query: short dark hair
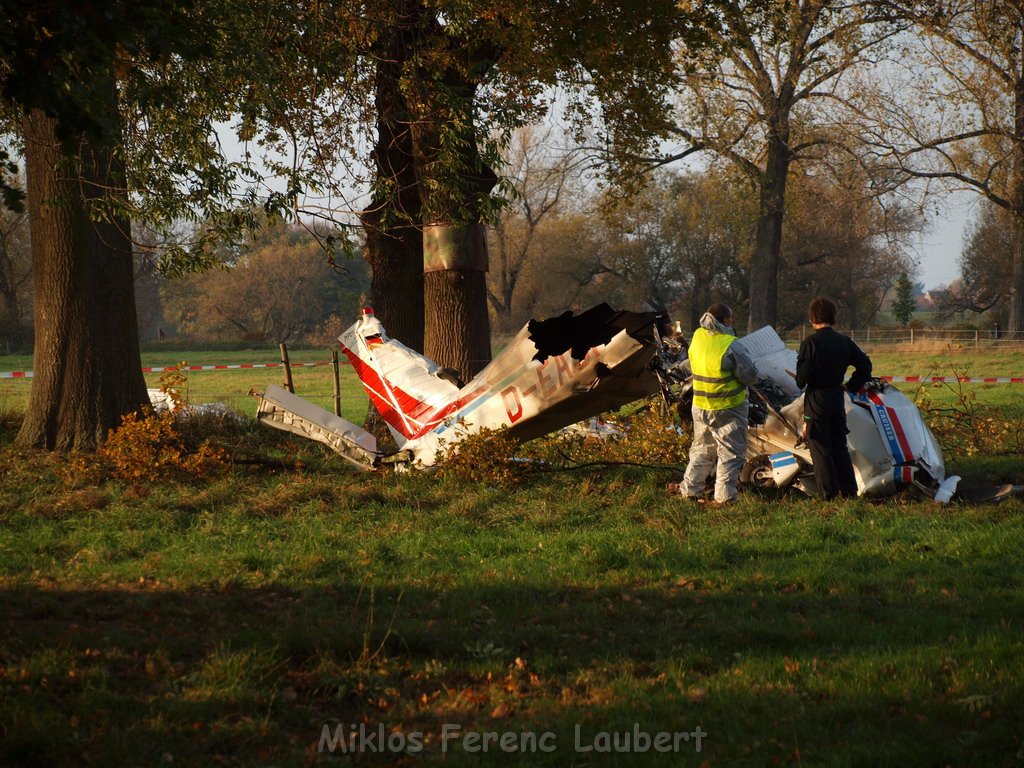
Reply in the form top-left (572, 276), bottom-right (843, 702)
top-left (808, 296), bottom-right (837, 325)
top-left (706, 303), bottom-right (733, 324)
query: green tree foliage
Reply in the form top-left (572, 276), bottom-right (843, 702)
top-left (0, 0), bottom-right (208, 209)
top-left (892, 272), bottom-right (915, 326)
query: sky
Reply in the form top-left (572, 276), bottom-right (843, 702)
top-left (914, 191), bottom-right (979, 291)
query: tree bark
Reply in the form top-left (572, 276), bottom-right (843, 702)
top-left (360, 8), bottom-right (425, 351)
top-left (424, 259), bottom-right (492, 378)
top-left (1009, 67), bottom-right (1024, 335)
top-left (1010, 212), bottom-right (1024, 335)
top-left (410, 82), bottom-right (496, 379)
top-left (747, 133), bottom-right (790, 332)
top-left (16, 106), bottom-right (148, 451)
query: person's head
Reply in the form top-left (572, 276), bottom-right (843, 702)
top-left (706, 303), bottom-right (734, 328)
top-left (808, 296), bottom-right (837, 326)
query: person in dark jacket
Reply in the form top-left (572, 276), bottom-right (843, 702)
top-left (795, 296), bottom-right (873, 500)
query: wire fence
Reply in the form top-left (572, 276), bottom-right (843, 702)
top-left (780, 328), bottom-right (1024, 349)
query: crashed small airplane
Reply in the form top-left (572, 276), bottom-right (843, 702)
top-left (255, 303), bottom-right (977, 503)
top-left (726, 326), bottom-right (962, 503)
top-left (256, 304), bottom-right (669, 471)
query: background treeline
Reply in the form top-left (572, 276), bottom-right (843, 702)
top-left (4, 148), bottom-right (1013, 353)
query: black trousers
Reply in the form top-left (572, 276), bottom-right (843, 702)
top-left (804, 388), bottom-right (857, 500)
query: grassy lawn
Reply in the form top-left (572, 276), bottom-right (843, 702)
top-left (0, 346), bottom-right (370, 417)
top-left (3, 345), bottom-right (1024, 418)
top-left (1, 345), bottom-right (1023, 765)
top-left (1, 389), bottom-right (1023, 766)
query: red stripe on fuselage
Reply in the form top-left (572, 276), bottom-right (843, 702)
top-left (867, 390), bottom-right (915, 464)
top-left (406, 385), bottom-right (491, 439)
top-left (340, 344), bottom-right (456, 440)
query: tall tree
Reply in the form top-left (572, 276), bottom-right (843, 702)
top-left (353, 0), bottom-right (682, 378)
top-left (940, 203), bottom-right (1015, 319)
top-left (891, 271), bottom-right (915, 326)
top-left (361, 4), bottom-right (425, 352)
top-left (486, 126), bottom-right (588, 334)
top-left (667, 0), bottom-right (904, 330)
top-left (18, 101), bottom-right (148, 450)
top-left (1, 1), bottom-right (206, 449)
top-left (777, 159), bottom-right (920, 328)
top-left (866, 1), bottom-right (1024, 334)
top-left (592, 169), bottom-right (750, 325)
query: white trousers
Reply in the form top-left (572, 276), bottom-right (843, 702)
top-left (681, 402), bottom-right (748, 502)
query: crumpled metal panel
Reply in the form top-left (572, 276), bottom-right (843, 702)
top-left (256, 385), bottom-right (379, 471)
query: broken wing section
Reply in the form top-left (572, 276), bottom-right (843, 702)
top-left (256, 384), bottom-right (381, 470)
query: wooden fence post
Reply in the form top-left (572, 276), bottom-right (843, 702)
top-left (909, 328), bottom-right (914, 346)
top-left (975, 329), bottom-right (979, 349)
top-left (279, 342), bottom-right (294, 393)
top-left (332, 349), bottom-right (342, 416)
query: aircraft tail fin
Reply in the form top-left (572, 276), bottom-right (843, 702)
top-left (338, 309), bottom-right (461, 445)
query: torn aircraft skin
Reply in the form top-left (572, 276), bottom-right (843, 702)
top-left (256, 304), bottom-right (670, 471)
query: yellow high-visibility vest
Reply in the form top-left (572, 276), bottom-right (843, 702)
top-left (688, 328), bottom-right (746, 410)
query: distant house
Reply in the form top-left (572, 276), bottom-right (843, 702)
top-left (916, 289), bottom-right (948, 310)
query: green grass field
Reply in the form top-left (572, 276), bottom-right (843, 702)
top-left (3, 344), bottom-right (1024, 416)
top-left (0, 346), bottom-right (370, 418)
top-left (1, 346), bottom-right (1023, 766)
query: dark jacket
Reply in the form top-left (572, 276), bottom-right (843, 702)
top-left (795, 326), bottom-right (872, 394)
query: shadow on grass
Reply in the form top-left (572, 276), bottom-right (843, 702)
top-left (2, 578), bottom-right (1022, 767)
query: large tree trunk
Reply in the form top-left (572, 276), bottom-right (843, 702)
top-left (1010, 213), bottom-right (1024, 335)
top-left (747, 134), bottom-right (791, 332)
top-left (410, 80), bottom-right (496, 380)
top-left (360, 7), bottom-right (424, 352)
top-left (423, 225), bottom-right (492, 378)
top-left (359, 11), bottom-right (424, 443)
top-left (16, 106), bottom-right (147, 451)
top-left (1009, 70), bottom-right (1024, 336)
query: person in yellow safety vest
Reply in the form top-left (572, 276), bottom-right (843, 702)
top-left (676, 303), bottom-right (758, 505)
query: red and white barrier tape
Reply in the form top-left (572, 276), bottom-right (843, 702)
top-left (879, 375), bottom-right (1024, 384)
top-left (2, 367), bottom-right (1023, 383)
top-left (0, 360), bottom-right (343, 379)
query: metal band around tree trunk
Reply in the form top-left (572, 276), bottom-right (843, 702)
top-left (423, 223), bottom-right (488, 273)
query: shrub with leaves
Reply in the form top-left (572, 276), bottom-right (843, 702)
top-left (159, 362), bottom-right (190, 409)
top-left (913, 375), bottom-right (1024, 459)
top-left (435, 425), bottom-right (527, 487)
top-left (97, 410), bottom-right (227, 482)
top-left (524, 399), bottom-right (692, 469)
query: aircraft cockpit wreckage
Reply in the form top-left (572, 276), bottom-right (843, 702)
top-left (255, 303), bottom-right (1008, 503)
